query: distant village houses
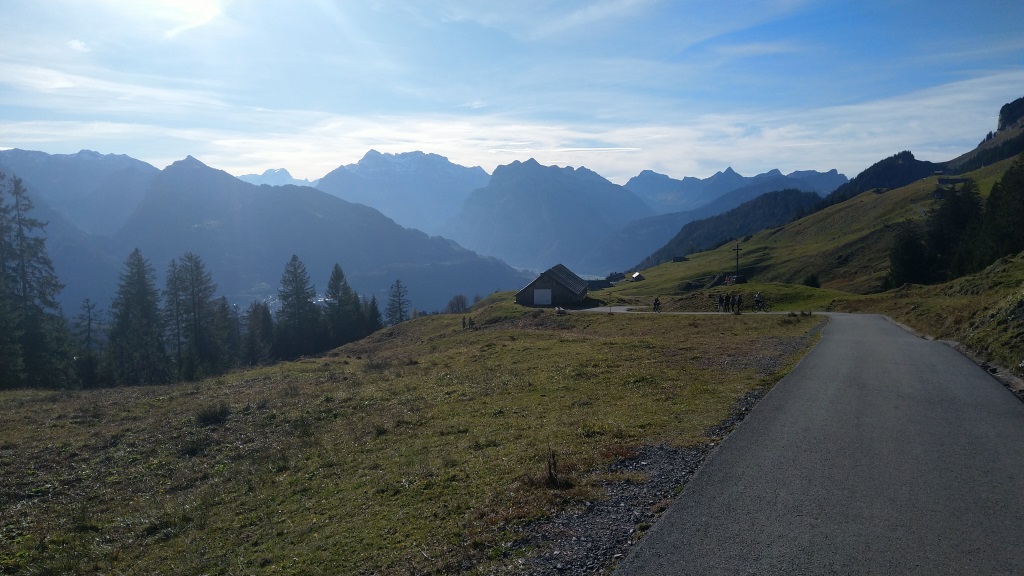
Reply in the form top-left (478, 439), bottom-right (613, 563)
top-left (515, 264), bottom-right (588, 307)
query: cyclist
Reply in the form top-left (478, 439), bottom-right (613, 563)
top-left (753, 292), bottom-right (767, 311)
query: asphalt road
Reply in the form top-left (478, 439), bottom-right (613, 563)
top-left (615, 313), bottom-right (1024, 575)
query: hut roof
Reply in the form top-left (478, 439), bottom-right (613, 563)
top-left (516, 264), bottom-right (588, 299)
top-left (544, 264), bottom-right (588, 295)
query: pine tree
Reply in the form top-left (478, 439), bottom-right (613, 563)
top-left (324, 263), bottom-right (359, 347)
top-left (0, 174), bottom-right (24, 388)
top-left (927, 180), bottom-right (982, 280)
top-left (73, 298), bottom-right (102, 388)
top-left (0, 172), bottom-right (72, 388)
top-left (977, 155), bottom-right (1024, 264)
top-left (362, 295), bottom-right (384, 335)
top-left (211, 296), bottom-right (240, 371)
top-left (164, 258), bottom-right (187, 379)
top-left (888, 222), bottom-right (929, 286)
top-left (180, 253), bottom-right (218, 378)
top-left (107, 249), bottom-right (169, 386)
top-left (276, 255), bottom-right (321, 359)
top-left (385, 279), bottom-right (410, 326)
top-left (243, 301), bottom-right (275, 366)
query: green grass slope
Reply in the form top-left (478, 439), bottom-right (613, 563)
top-left (0, 300), bottom-right (823, 574)
top-left (595, 156), bottom-right (1021, 380)
top-left (631, 156), bottom-right (1018, 295)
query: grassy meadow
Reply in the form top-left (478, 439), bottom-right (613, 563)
top-left (0, 299), bottom-right (823, 574)
top-left (3, 155), bottom-right (1021, 574)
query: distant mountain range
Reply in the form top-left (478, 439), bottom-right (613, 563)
top-left (440, 159), bottom-right (655, 272)
top-left (636, 188), bottom-right (822, 270)
top-left (625, 167), bottom-right (847, 214)
top-left (2, 146), bottom-right (855, 308)
top-left (0, 151), bottom-right (529, 313)
top-left (238, 168), bottom-right (318, 188)
top-left (0, 149), bottom-right (159, 236)
top-left (316, 150), bottom-right (490, 235)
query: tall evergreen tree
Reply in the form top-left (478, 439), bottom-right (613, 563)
top-left (243, 301), bottom-right (275, 366)
top-left (324, 263), bottom-right (359, 347)
top-left (107, 249), bottom-right (169, 386)
top-left (0, 172), bottom-right (72, 388)
top-left (977, 155), bottom-right (1024, 264)
top-left (362, 295), bottom-right (384, 335)
top-left (276, 255), bottom-right (321, 359)
top-left (927, 180), bottom-right (982, 280)
top-left (165, 252), bottom-right (224, 380)
top-left (0, 174), bottom-right (24, 388)
top-left (164, 258), bottom-right (187, 379)
top-left (211, 296), bottom-right (240, 371)
top-left (73, 298), bottom-right (102, 388)
top-left (385, 279), bottom-right (410, 326)
top-left (181, 252), bottom-right (218, 378)
top-left (887, 222), bottom-right (929, 286)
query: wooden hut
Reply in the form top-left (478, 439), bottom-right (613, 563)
top-left (515, 264), bottom-right (588, 307)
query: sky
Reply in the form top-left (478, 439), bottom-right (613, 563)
top-left (1, 0), bottom-right (1023, 184)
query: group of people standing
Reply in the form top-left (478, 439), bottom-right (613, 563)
top-left (717, 292), bottom-right (742, 313)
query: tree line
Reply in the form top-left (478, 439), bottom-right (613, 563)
top-left (1, 170), bottom-right (405, 389)
top-left (886, 154), bottom-right (1024, 287)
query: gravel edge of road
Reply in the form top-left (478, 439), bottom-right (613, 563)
top-left (494, 318), bottom-right (828, 575)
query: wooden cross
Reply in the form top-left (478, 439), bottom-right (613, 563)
top-left (732, 243), bottom-right (742, 280)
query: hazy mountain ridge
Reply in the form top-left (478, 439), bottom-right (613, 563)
top-left (108, 156), bottom-right (529, 311)
top-left (636, 188), bottom-right (822, 270)
top-left (576, 171), bottom-right (846, 274)
top-left (440, 158), bottom-right (655, 272)
top-left (238, 168), bottom-right (318, 187)
top-left (0, 149), bottom-right (159, 236)
top-left (4, 153), bottom-right (529, 313)
top-left (624, 166), bottom-right (847, 214)
top-left (316, 150), bottom-right (490, 235)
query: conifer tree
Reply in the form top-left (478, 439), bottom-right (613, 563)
top-left (362, 295), bottom-right (384, 335)
top-left (276, 255), bottom-right (321, 359)
top-left (164, 258), bottom-right (187, 379)
top-left (211, 296), bottom-right (240, 371)
top-left (324, 263), bottom-right (359, 347)
top-left (0, 172), bottom-right (72, 388)
top-left (385, 278), bottom-right (410, 326)
top-left (0, 175), bottom-right (24, 388)
top-left (977, 155), bottom-right (1024, 264)
top-left (887, 222), bottom-right (929, 286)
top-left (927, 180), bottom-right (982, 280)
top-left (180, 252), bottom-right (218, 378)
top-left (73, 298), bottom-right (102, 388)
top-left (243, 301), bottom-right (275, 366)
top-left (107, 249), bottom-right (169, 386)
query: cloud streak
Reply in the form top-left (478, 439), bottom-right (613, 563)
top-left (4, 69), bottom-right (1018, 185)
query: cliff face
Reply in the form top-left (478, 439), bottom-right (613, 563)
top-left (998, 96), bottom-right (1024, 132)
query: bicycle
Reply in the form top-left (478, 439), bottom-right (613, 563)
top-left (750, 299), bottom-right (771, 312)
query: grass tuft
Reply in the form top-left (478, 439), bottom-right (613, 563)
top-left (194, 401), bottom-right (230, 427)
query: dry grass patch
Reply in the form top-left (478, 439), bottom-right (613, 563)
top-left (1, 303), bottom-right (822, 574)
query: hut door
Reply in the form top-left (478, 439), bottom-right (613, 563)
top-left (534, 289), bottom-right (552, 306)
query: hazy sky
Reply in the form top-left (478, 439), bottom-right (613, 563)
top-left (2, 0), bottom-right (1023, 183)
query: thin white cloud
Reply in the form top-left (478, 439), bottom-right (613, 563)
top-left (107, 0), bottom-right (227, 38)
top-left (530, 0), bottom-right (653, 39)
top-left (66, 39), bottom-right (90, 53)
top-left (0, 63), bottom-right (228, 115)
top-left (713, 41), bottom-right (802, 58)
